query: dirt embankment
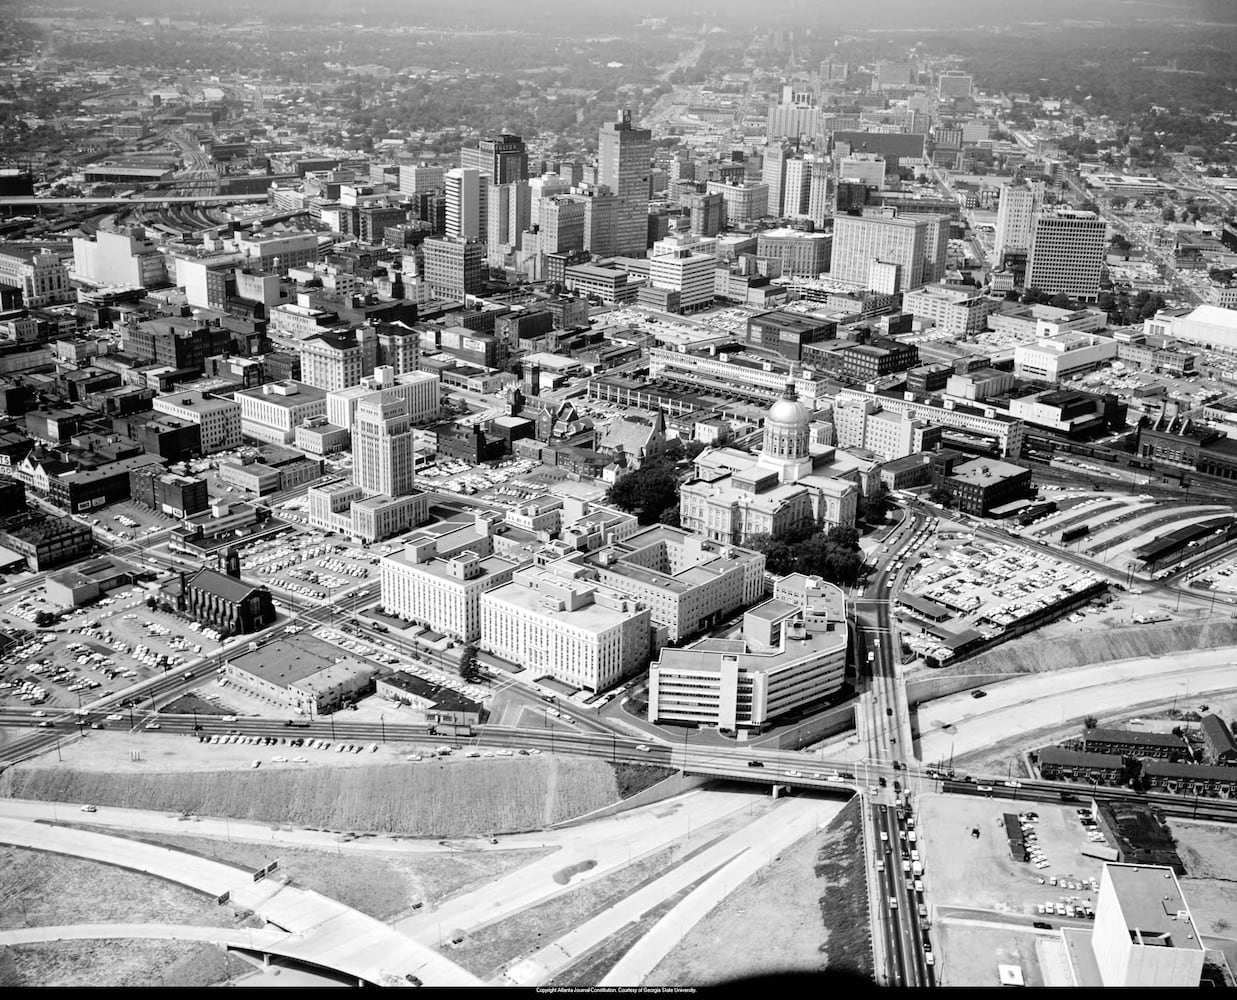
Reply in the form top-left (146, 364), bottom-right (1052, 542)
top-left (951, 620), bottom-right (1237, 676)
top-left (0, 757), bottom-right (626, 837)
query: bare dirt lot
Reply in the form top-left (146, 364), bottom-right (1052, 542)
top-left (932, 922), bottom-right (1046, 987)
top-left (1170, 820), bottom-right (1237, 937)
top-left (917, 794), bottom-right (1105, 919)
top-left (3, 939), bottom-right (253, 988)
top-left (0, 845), bottom-right (257, 987)
top-left (638, 796), bottom-right (870, 987)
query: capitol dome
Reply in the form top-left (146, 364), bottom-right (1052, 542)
top-left (760, 384), bottom-right (813, 484)
top-left (767, 389), bottom-right (810, 430)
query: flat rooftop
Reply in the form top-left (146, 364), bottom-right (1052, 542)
top-left (654, 620), bottom-right (846, 677)
top-left (1105, 864), bottom-right (1201, 948)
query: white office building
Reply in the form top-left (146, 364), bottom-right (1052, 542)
top-left (830, 212), bottom-right (927, 291)
top-left (380, 542), bottom-right (527, 641)
top-left (994, 183), bottom-right (1039, 264)
top-left (481, 566), bottom-right (651, 693)
top-left (648, 584), bottom-right (848, 730)
top-left (152, 390), bottom-right (241, 454)
top-left (353, 394), bottom-right (415, 498)
top-left (326, 367), bottom-right (440, 433)
top-left (1085, 864), bottom-right (1204, 987)
top-left (72, 226), bottom-right (167, 288)
top-left (649, 246), bottom-right (715, 312)
top-left (235, 380), bottom-right (327, 445)
top-left (1013, 331), bottom-right (1118, 382)
top-left (445, 167), bottom-right (487, 242)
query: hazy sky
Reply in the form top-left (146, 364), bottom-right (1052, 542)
top-left (48, 0), bottom-right (1237, 30)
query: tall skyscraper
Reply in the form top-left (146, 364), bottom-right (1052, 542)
top-left (994, 183), bottom-right (1040, 265)
top-left (538, 195), bottom-right (587, 255)
top-left (461, 133), bottom-right (529, 184)
top-left (782, 156), bottom-right (812, 218)
top-left (762, 143), bottom-right (789, 218)
top-left (486, 180), bottom-right (531, 268)
top-left (807, 161), bottom-right (831, 228)
top-left (445, 167), bottom-right (487, 241)
top-left (597, 110), bottom-right (652, 257)
top-left (830, 211), bottom-right (928, 291)
top-left (353, 394), bottom-right (416, 498)
top-left (1026, 209), bottom-right (1107, 300)
top-left (528, 173), bottom-right (571, 229)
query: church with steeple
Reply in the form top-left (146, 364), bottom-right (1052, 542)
top-left (679, 384), bottom-right (861, 545)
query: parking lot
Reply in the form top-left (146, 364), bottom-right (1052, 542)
top-left (236, 530), bottom-right (381, 603)
top-left (917, 793), bottom-right (1108, 921)
top-left (417, 456), bottom-right (544, 498)
top-left (0, 585), bottom-right (224, 710)
top-left (897, 536), bottom-right (1104, 664)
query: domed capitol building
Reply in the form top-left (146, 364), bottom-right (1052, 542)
top-left (680, 383), bottom-right (862, 545)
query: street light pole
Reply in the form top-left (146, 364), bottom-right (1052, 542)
top-left (380, 714), bottom-right (386, 744)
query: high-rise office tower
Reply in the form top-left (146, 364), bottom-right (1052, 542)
top-left (916, 213), bottom-right (951, 285)
top-left (1026, 209), bottom-right (1107, 300)
top-left (807, 161), bottom-right (831, 227)
top-left (830, 211), bottom-right (927, 291)
top-left (685, 191), bottom-right (724, 237)
top-left (994, 183), bottom-right (1040, 265)
top-left (421, 236), bottom-right (486, 300)
top-left (597, 109), bottom-right (652, 257)
top-left (460, 134), bottom-right (528, 184)
top-left (528, 173), bottom-right (571, 229)
top-left (445, 167), bottom-right (487, 241)
top-left (538, 195), bottom-right (587, 255)
top-left (762, 143), bottom-right (789, 218)
top-left (783, 156), bottom-right (812, 218)
top-left (486, 180), bottom-right (531, 268)
top-left (353, 394), bottom-right (416, 498)
top-left (573, 183), bottom-right (619, 258)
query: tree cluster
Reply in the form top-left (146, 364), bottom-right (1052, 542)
top-left (745, 525), bottom-right (866, 588)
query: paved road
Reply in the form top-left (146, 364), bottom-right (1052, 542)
top-left (395, 788), bottom-right (761, 944)
top-left (0, 923), bottom-right (289, 950)
top-left (915, 651), bottom-right (1237, 766)
top-left (0, 799), bottom-right (506, 854)
top-left (0, 814), bottom-right (480, 987)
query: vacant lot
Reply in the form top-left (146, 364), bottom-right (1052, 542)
top-left (454, 798), bottom-right (778, 981)
top-left (0, 845), bottom-right (243, 932)
top-left (640, 798), bottom-right (870, 987)
top-left (932, 922), bottom-right (1045, 987)
top-left (70, 829), bottom-right (554, 922)
top-left (0, 845), bottom-right (256, 987)
top-left (2, 940), bottom-right (252, 988)
top-left (1172, 820), bottom-right (1237, 936)
top-left (917, 794), bottom-right (1105, 918)
top-left (1, 753), bottom-right (626, 836)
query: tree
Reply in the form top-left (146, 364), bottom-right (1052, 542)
top-left (1084, 715), bottom-right (1098, 729)
top-left (928, 485), bottom-right (953, 508)
top-left (859, 484), bottom-right (893, 525)
top-left (1162, 205), bottom-right (1176, 222)
top-left (658, 503), bottom-right (681, 529)
top-left (606, 465), bottom-right (680, 525)
top-left (1110, 194), bottom-right (1128, 211)
top-left (459, 643), bottom-right (482, 684)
